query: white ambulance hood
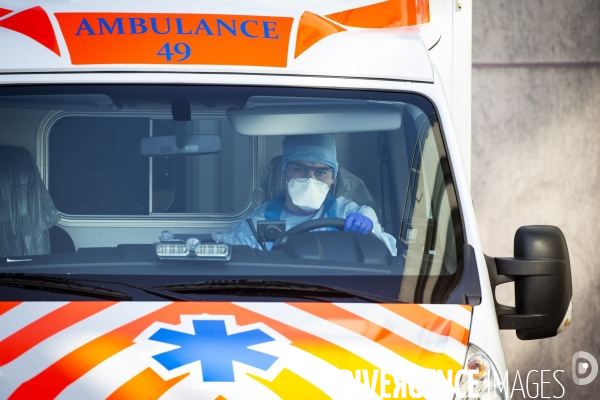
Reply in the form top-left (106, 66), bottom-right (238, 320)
top-left (0, 301), bottom-right (472, 399)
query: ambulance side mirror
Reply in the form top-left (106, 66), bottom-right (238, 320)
top-left (487, 225), bottom-right (573, 340)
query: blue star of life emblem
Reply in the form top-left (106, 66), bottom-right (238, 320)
top-left (135, 315), bottom-right (285, 385)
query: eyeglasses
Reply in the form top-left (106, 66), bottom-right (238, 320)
top-left (286, 161), bottom-right (334, 181)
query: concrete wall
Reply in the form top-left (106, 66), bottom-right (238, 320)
top-left (472, 1), bottom-right (600, 398)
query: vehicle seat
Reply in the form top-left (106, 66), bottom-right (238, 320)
top-left (252, 155), bottom-right (382, 219)
top-left (48, 225), bottom-right (76, 254)
top-left (0, 145), bottom-right (74, 257)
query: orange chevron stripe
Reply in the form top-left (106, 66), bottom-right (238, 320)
top-left (294, 11), bottom-right (345, 58)
top-left (11, 302), bottom-right (382, 399)
top-left (460, 305), bottom-right (473, 312)
top-left (326, 0), bottom-right (430, 28)
top-left (0, 301), bottom-right (21, 316)
top-left (106, 368), bottom-right (188, 400)
top-left (381, 304), bottom-right (470, 346)
top-left (292, 303), bottom-right (462, 373)
top-left (0, 302), bottom-right (114, 367)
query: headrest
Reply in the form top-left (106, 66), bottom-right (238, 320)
top-left (0, 146), bottom-right (60, 257)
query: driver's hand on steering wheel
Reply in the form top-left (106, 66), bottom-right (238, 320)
top-left (344, 212), bottom-right (374, 234)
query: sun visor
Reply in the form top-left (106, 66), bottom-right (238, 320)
top-left (227, 97), bottom-right (403, 136)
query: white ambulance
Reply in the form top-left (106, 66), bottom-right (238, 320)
top-left (0, 0), bottom-right (572, 399)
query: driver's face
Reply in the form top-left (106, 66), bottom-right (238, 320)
top-left (285, 160), bottom-right (334, 186)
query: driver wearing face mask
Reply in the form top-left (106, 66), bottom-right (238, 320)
top-left (225, 134), bottom-right (397, 255)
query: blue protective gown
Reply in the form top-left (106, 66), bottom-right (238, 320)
top-left (224, 192), bottom-right (397, 256)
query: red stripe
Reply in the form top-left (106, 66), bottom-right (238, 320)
top-left (0, 302), bottom-right (21, 316)
top-left (0, 302), bottom-right (115, 366)
top-left (0, 8), bottom-right (12, 18)
top-left (0, 6), bottom-right (60, 55)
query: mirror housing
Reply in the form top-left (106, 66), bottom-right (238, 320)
top-left (487, 225), bottom-right (573, 340)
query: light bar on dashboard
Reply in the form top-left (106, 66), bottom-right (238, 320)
top-left (195, 244), bottom-right (229, 257)
top-left (154, 240), bottom-right (231, 261)
top-left (156, 243), bottom-right (189, 257)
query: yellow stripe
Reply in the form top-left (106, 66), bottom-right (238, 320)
top-left (248, 368), bottom-right (331, 400)
top-left (290, 339), bottom-right (425, 399)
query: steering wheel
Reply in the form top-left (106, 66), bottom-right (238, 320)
top-left (271, 218), bottom-right (376, 250)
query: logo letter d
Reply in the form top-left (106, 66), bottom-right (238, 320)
top-left (572, 351), bottom-right (598, 385)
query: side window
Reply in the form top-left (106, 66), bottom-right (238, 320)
top-left (403, 121), bottom-right (457, 269)
top-left (398, 118), bottom-right (460, 303)
top-left (48, 114), bottom-right (252, 217)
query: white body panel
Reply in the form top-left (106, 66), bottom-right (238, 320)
top-left (428, 0), bottom-right (472, 181)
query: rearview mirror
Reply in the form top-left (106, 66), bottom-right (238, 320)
top-left (141, 135), bottom-right (221, 157)
top-left (487, 225), bottom-right (573, 340)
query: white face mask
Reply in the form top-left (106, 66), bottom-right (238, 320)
top-left (287, 178), bottom-right (330, 211)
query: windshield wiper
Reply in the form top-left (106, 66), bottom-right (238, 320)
top-left (155, 279), bottom-right (403, 303)
top-left (0, 274), bottom-right (132, 301)
top-left (0, 274), bottom-right (196, 302)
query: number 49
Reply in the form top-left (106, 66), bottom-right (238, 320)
top-left (157, 42), bottom-right (191, 62)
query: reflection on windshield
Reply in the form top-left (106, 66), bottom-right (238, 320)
top-left (0, 86), bottom-right (463, 303)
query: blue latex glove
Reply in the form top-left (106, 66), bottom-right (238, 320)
top-left (344, 212), bottom-right (373, 234)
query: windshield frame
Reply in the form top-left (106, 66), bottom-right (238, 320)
top-left (0, 75), bottom-right (469, 303)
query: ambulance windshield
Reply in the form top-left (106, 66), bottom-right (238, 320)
top-left (0, 85), bottom-right (465, 304)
